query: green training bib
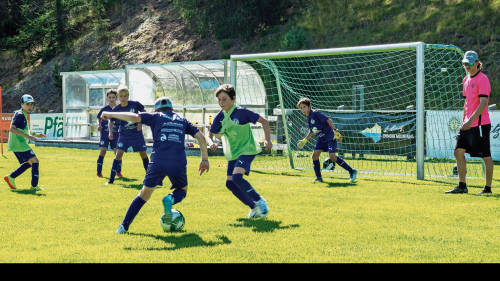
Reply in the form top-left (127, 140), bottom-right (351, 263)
top-left (7, 110), bottom-right (32, 152)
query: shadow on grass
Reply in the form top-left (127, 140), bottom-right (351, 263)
top-left (252, 170), bottom-right (309, 177)
top-left (124, 233), bottom-right (231, 251)
top-left (11, 189), bottom-right (46, 196)
top-left (466, 193), bottom-right (500, 199)
top-left (323, 181), bottom-right (356, 188)
top-left (230, 218), bottom-right (299, 233)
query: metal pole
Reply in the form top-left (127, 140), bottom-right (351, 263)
top-left (0, 86), bottom-right (3, 155)
top-left (230, 59), bottom-right (237, 87)
top-left (416, 42), bottom-right (425, 180)
top-left (62, 75), bottom-right (67, 139)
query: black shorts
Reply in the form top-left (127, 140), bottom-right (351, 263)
top-left (455, 124), bottom-right (491, 158)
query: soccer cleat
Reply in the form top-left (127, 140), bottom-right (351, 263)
top-left (30, 186), bottom-right (43, 191)
top-left (476, 188), bottom-right (492, 195)
top-left (96, 174), bottom-right (103, 178)
top-left (116, 173), bottom-right (124, 178)
top-left (255, 197), bottom-right (269, 217)
top-left (116, 225), bottom-right (127, 234)
top-left (349, 169), bottom-right (358, 182)
top-left (247, 206), bottom-right (262, 218)
top-left (4, 175), bottom-right (17, 190)
top-left (311, 178), bottom-right (323, 183)
top-left (105, 181), bottom-right (113, 185)
top-left (161, 195), bottom-right (173, 225)
top-left (445, 186), bottom-right (468, 194)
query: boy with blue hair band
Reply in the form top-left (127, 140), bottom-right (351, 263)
top-left (296, 97), bottom-right (357, 183)
top-left (4, 94), bottom-right (46, 191)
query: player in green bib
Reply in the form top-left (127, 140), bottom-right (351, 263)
top-left (207, 84), bottom-right (272, 218)
top-left (4, 95), bottom-right (46, 191)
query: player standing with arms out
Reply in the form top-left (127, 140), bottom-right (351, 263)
top-left (106, 86), bottom-right (148, 184)
top-left (96, 89), bottom-right (122, 178)
top-left (100, 97), bottom-right (209, 234)
top-left (207, 84), bottom-right (272, 218)
top-left (446, 50), bottom-right (493, 195)
top-left (4, 95), bottom-right (46, 191)
top-left (296, 98), bottom-right (357, 183)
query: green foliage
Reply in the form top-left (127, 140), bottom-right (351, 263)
top-left (52, 62), bottom-right (63, 88)
top-left (280, 26), bottom-right (311, 51)
top-left (70, 54), bottom-right (81, 71)
top-left (219, 39), bottom-right (232, 50)
top-left (92, 55), bottom-right (112, 70)
top-left (116, 45), bottom-right (125, 57)
top-left (219, 52), bottom-right (230, 59)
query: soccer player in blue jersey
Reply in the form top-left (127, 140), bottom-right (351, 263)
top-left (4, 95), bottom-right (46, 191)
top-left (100, 97), bottom-right (209, 234)
top-left (296, 98), bottom-right (357, 183)
top-left (106, 86), bottom-right (148, 184)
top-left (207, 84), bottom-right (272, 218)
top-left (95, 89), bottom-right (122, 178)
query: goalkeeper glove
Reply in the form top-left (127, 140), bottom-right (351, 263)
top-left (297, 139), bottom-right (308, 149)
top-left (334, 130), bottom-right (342, 142)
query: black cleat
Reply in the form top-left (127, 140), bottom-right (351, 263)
top-left (476, 188), bottom-right (492, 196)
top-left (445, 186), bottom-right (468, 194)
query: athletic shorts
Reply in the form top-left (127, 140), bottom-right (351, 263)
top-left (143, 160), bottom-right (187, 189)
top-left (314, 139), bottom-right (337, 154)
top-left (14, 150), bottom-right (36, 164)
top-left (455, 124), bottom-right (491, 158)
top-left (99, 135), bottom-right (118, 149)
top-left (227, 154), bottom-right (256, 176)
top-left (116, 134), bottom-right (146, 152)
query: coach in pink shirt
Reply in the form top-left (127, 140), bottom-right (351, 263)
top-left (446, 50), bottom-right (493, 195)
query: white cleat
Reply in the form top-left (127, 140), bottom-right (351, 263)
top-left (255, 197), bottom-right (269, 217)
top-left (247, 206), bottom-right (262, 218)
top-left (116, 225), bottom-right (127, 234)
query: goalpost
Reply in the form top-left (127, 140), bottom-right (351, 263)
top-left (230, 42), bottom-right (484, 180)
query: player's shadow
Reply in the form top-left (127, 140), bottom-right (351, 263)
top-left (230, 218), bottom-right (299, 233)
top-left (124, 233), bottom-right (231, 251)
top-left (121, 183), bottom-right (144, 190)
top-left (10, 189), bottom-right (46, 196)
top-left (252, 170), bottom-right (309, 177)
top-left (323, 181), bottom-right (356, 188)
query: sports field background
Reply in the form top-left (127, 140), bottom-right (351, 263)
top-left (1, 145), bottom-right (499, 263)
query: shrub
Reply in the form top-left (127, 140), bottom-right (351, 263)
top-left (220, 52), bottom-right (230, 59)
top-left (280, 26), bottom-right (312, 52)
top-left (219, 39), bottom-right (232, 50)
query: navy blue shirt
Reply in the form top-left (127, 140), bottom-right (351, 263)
top-left (307, 110), bottom-right (335, 142)
top-left (97, 105), bottom-right (118, 134)
top-left (209, 106), bottom-right (261, 134)
top-left (12, 110), bottom-right (28, 130)
top-left (139, 111), bottom-right (199, 164)
top-left (110, 101), bottom-right (145, 137)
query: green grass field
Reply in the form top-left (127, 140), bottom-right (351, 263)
top-left (1, 145), bottom-right (500, 263)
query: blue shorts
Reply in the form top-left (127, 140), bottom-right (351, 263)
top-left (14, 150), bottom-right (36, 164)
top-left (99, 135), bottom-right (118, 149)
top-left (143, 160), bottom-right (187, 189)
top-left (314, 139), bottom-right (337, 154)
top-left (116, 134), bottom-right (146, 152)
top-left (227, 154), bottom-right (256, 176)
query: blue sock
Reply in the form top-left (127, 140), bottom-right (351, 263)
top-left (97, 155), bottom-right (104, 174)
top-left (336, 157), bottom-right (353, 173)
top-left (31, 163), bottom-right (39, 187)
top-left (232, 173), bottom-right (261, 202)
top-left (170, 189), bottom-right (186, 205)
top-left (117, 160), bottom-right (122, 173)
top-left (142, 157), bottom-right (149, 172)
top-left (109, 159), bottom-right (120, 183)
top-left (313, 160), bottom-right (322, 178)
top-left (11, 162), bottom-right (31, 178)
top-left (121, 196), bottom-right (146, 231)
top-left (226, 180), bottom-right (256, 209)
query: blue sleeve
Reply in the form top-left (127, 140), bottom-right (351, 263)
top-left (11, 112), bottom-right (26, 129)
top-left (139, 112), bottom-right (157, 126)
top-left (186, 120), bottom-right (200, 137)
top-left (242, 108), bottom-right (261, 124)
top-left (209, 111), bottom-right (224, 134)
top-left (316, 111), bottom-right (329, 124)
top-left (97, 107), bottom-right (105, 119)
top-left (136, 101), bottom-right (145, 112)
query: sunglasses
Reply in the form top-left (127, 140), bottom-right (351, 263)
top-left (462, 62), bottom-right (475, 67)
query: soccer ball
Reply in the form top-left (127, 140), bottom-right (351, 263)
top-left (160, 209), bottom-right (185, 232)
top-left (323, 159), bottom-right (336, 171)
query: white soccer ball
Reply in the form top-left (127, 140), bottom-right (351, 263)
top-left (160, 209), bottom-right (185, 232)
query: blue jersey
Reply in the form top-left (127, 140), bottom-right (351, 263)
top-left (139, 111), bottom-right (199, 164)
top-left (110, 101), bottom-right (145, 137)
top-left (12, 109), bottom-right (28, 130)
top-left (209, 106), bottom-right (261, 134)
top-left (97, 105), bottom-right (118, 134)
top-left (307, 110), bottom-right (335, 142)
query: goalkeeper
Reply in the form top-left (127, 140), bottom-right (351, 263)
top-left (296, 98), bottom-right (357, 182)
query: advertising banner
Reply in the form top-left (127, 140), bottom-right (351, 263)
top-left (1, 114), bottom-right (16, 143)
top-left (30, 113), bottom-right (64, 140)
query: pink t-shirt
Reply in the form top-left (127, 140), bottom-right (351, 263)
top-left (463, 72), bottom-right (491, 127)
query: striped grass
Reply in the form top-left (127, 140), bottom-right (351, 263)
top-left (1, 145), bottom-right (499, 263)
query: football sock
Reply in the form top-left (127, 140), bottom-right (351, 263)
top-left (459, 182), bottom-right (466, 188)
top-left (484, 185), bottom-right (491, 191)
top-left (31, 163), bottom-right (39, 187)
top-left (313, 160), bottom-right (322, 178)
top-left (117, 160), bottom-right (122, 173)
top-left (170, 189), bottom-right (186, 205)
top-left (97, 155), bottom-right (104, 174)
top-left (232, 173), bottom-right (261, 202)
top-left (142, 157), bottom-right (149, 172)
top-left (226, 180), bottom-right (256, 209)
top-left (11, 162), bottom-right (31, 178)
top-left (109, 159), bottom-right (120, 183)
top-left (336, 157), bottom-right (353, 173)
top-left (121, 196), bottom-right (146, 231)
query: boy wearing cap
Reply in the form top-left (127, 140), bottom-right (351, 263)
top-left (100, 97), bottom-right (209, 234)
top-left (4, 95), bottom-right (47, 191)
top-left (106, 86), bottom-right (148, 184)
top-left (446, 50), bottom-right (494, 195)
